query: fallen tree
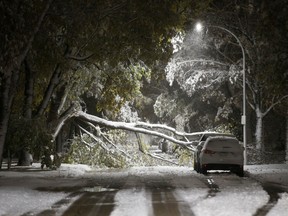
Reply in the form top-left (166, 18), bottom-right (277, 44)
top-left (52, 110), bottom-right (197, 153)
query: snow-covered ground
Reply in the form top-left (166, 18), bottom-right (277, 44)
top-left (0, 163), bottom-right (287, 216)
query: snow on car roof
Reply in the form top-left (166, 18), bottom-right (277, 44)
top-left (206, 136), bottom-right (239, 142)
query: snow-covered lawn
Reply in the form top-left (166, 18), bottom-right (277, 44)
top-left (0, 163), bottom-right (287, 216)
top-left (245, 164), bottom-right (288, 187)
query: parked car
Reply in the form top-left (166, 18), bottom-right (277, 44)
top-left (195, 136), bottom-right (244, 177)
top-left (186, 132), bottom-right (235, 147)
top-left (191, 132), bottom-right (236, 169)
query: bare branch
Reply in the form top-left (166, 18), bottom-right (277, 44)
top-left (52, 103), bottom-right (80, 140)
top-left (15, 0), bottom-right (53, 71)
top-left (65, 53), bottom-right (95, 61)
top-left (135, 133), bottom-right (178, 165)
top-left (263, 95), bottom-right (288, 117)
top-left (86, 121), bottom-right (131, 158)
top-left (146, 153), bottom-right (179, 166)
top-left (79, 125), bottom-right (110, 152)
top-left (101, 133), bottom-right (132, 159)
top-left (36, 64), bottom-right (61, 117)
top-left (79, 130), bottom-right (95, 148)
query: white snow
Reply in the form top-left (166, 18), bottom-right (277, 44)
top-left (0, 187), bottom-right (66, 216)
top-left (0, 163), bottom-right (287, 216)
top-left (267, 193), bottom-right (288, 216)
top-left (245, 164), bottom-right (288, 187)
top-left (192, 179), bottom-right (268, 216)
top-left (111, 188), bottom-right (153, 216)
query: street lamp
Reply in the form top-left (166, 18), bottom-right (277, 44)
top-left (195, 22), bottom-right (247, 165)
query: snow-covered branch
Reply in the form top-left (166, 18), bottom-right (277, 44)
top-left (52, 110), bottom-right (197, 152)
top-left (175, 59), bottom-right (228, 67)
top-left (135, 133), bottom-right (179, 165)
top-left (86, 121), bottom-right (131, 158)
top-left (74, 111), bottom-right (195, 150)
top-left (135, 121), bottom-right (187, 137)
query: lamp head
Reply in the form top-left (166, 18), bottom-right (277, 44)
top-left (195, 22), bottom-right (203, 32)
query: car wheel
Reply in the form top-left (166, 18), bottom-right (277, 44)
top-left (200, 165), bottom-right (207, 175)
top-left (232, 166), bottom-right (244, 177)
top-left (236, 167), bottom-right (244, 177)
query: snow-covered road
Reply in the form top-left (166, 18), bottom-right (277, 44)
top-left (0, 164), bottom-right (287, 216)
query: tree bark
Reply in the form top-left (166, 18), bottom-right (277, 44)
top-left (286, 116), bottom-right (288, 163)
top-left (255, 106), bottom-right (263, 150)
top-left (17, 60), bottom-right (35, 166)
top-left (23, 60), bottom-right (34, 119)
top-left (0, 71), bottom-right (20, 168)
top-left (0, 76), bottom-right (11, 168)
top-left (18, 149), bottom-right (33, 166)
top-left (47, 83), bottom-right (68, 156)
top-left (36, 64), bottom-right (61, 117)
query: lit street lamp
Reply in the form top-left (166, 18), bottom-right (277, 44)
top-left (195, 22), bottom-right (247, 165)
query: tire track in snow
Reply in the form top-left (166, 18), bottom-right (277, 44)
top-left (62, 189), bottom-right (117, 216)
top-left (151, 187), bottom-right (195, 216)
top-left (202, 176), bottom-right (220, 198)
top-left (253, 182), bottom-right (286, 216)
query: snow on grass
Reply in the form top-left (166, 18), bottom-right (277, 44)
top-left (245, 164), bottom-right (288, 187)
top-left (193, 186), bottom-right (268, 216)
top-left (57, 163), bottom-right (92, 177)
top-left (268, 193), bottom-right (288, 216)
top-left (0, 186), bottom-right (67, 216)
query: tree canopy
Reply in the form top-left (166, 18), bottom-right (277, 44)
top-left (1, 0), bottom-right (209, 166)
top-left (162, 0), bottom-right (288, 153)
top-left (1, 0), bottom-right (287, 167)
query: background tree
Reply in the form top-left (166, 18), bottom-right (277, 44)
top-left (0, 0), bottom-right (53, 167)
top-left (164, 0), bottom-right (288, 162)
top-left (1, 0), bottom-right (204, 167)
top-left (203, 0), bottom-right (288, 152)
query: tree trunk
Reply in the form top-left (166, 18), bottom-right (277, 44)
top-left (18, 149), bottom-right (33, 166)
top-left (255, 107), bottom-right (264, 150)
top-left (23, 60), bottom-right (34, 119)
top-left (0, 71), bottom-right (19, 168)
top-left (36, 64), bottom-right (61, 117)
top-left (56, 131), bottom-right (63, 153)
top-left (0, 1), bottom-right (52, 168)
top-left (47, 83), bottom-right (67, 156)
top-left (286, 116), bottom-right (288, 163)
top-left (17, 60), bottom-right (35, 166)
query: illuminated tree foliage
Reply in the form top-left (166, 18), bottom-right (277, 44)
top-left (163, 0), bottom-right (288, 155)
top-left (0, 0), bottom-right (202, 166)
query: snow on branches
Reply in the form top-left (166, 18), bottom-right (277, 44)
top-left (52, 110), bottom-right (197, 151)
top-left (165, 58), bottom-right (240, 97)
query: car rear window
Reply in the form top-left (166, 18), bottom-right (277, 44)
top-left (204, 137), bottom-right (242, 152)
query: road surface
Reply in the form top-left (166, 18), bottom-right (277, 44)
top-left (20, 166), bottom-right (285, 216)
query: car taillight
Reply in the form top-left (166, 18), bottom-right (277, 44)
top-left (202, 149), bottom-right (216, 154)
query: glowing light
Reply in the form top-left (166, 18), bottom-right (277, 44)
top-left (195, 22), bottom-right (203, 32)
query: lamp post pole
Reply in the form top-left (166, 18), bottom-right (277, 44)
top-left (196, 23), bottom-right (247, 164)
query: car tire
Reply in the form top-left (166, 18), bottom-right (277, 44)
top-left (199, 165), bottom-right (207, 175)
top-left (236, 167), bottom-right (244, 177)
top-left (232, 166), bottom-right (244, 177)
